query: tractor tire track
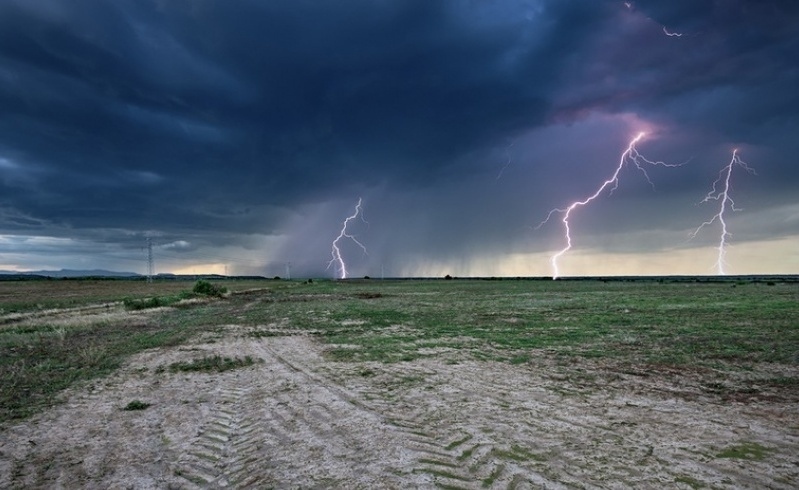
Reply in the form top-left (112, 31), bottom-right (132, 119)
top-left (4, 327), bottom-right (796, 489)
top-left (170, 336), bottom-right (425, 488)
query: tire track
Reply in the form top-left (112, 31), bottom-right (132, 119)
top-left (171, 337), bottom-right (424, 488)
top-left (173, 386), bottom-right (271, 488)
top-left (325, 363), bottom-right (567, 489)
top-left (171, 336), bottom-right (799, 489)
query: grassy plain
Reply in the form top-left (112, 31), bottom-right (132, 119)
top-left (0, 279), bottom-right (268, 421)
top-left (1, 277), bottom-right (797, 424)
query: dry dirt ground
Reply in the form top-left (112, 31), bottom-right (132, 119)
top-left (1, 324), bottom-right (798, 489)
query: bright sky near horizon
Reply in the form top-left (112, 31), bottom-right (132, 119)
top-left (1, 1), bottom-right (797, 277)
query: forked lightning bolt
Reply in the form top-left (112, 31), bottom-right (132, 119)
top-left (691, 150), bottom-right (756, 275)
top-left (328, 198), bottom-right (368, 279)
top-left (537, 132), bottom-right (681, 279)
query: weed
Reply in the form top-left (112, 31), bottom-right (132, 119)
top-left (192, 280), bottom-right (227, 297)
top-left (457, 445), bottom-right (476, 461)
top-left (481, 464), bottom-right (505, 487)
top-left (674, 475), bottom-right (705, 489)
top-left (2, 278), bottom-right (798, 426)
top-left (509, 354), bottom-right (531, 365)
top-left (716, 442), bottom-right (771, 460)
top-left (247, 329), bottom-right (284, 338)
top-left (123, 293), bottom-right (192, 310)
top-left (166, 355), bottom-right (259, 373)
top-left (123, 400), bottom-right (151, 411)
top-left (77, 345), bottom-right (108, 367)
top-left (445, 434), bottom-right (472, 450)
top-left (492, 444), bottom-right (547, 462)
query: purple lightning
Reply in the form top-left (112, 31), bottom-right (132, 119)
top-left (662, 26), bottom-right (683, 37)
top-left (327, 198), bottom-right (368, 279)
top-left (537, 132), bottom-right (681, 279)
top-left (691, 150), bottom-right (756, 275)
top-left (624, 2), bottom-right (685, 38)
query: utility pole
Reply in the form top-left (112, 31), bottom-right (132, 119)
top-left (146, 237), bottom-right (154, 284)
top-left (286, 262), bottom-right (292, 280)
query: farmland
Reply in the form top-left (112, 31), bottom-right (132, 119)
top-left (1, 277), bottom-right (798, 488)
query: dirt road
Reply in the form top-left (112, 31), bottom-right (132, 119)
top-left (1, 326), bottom-right (797, 488)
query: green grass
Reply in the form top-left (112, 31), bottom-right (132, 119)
top-left (481, 463), bottom-right (505, 487)
top-left (0, 320), bottom-right (197, 422)
top-left (176, 279), bottom-right (797, 368)
top-left (123, 294), bottom-right (189, 310)
top-left (492, 444), bottom-right (547, 462)
top-left (674, 475), bottom-right (705, 489)
top-left (1, 278), bottom-right (797, 425)
top-left (0, 278), bottom-right (268, 314)
top-left (716, 442), bottom-right (772, 460)
top-left (165, 355), bottom-right (259, 373)
top-left (445, 434), bottom-right (473, 451)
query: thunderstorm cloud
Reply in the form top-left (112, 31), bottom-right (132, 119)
top-left (0, 0), bottom-right (797, 276)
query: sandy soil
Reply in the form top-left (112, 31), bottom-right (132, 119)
top-left (1, 326), bottom-right (797, 489)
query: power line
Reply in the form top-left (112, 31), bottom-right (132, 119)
top-left (146, 237), bottom-right (154, 283)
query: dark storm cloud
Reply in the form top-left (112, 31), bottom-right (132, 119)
top-left (0, 1), bottom-right (605, 213)
top-left (0, 0), bottom-right (797, 274)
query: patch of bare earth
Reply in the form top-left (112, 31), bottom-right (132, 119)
top-left (1, 327), bottom-right (797, 489)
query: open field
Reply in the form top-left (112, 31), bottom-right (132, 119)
top-left (1, 278), bottom-right (798, 488)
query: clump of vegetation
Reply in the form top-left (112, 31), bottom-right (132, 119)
top-left (122, 290), bottom-right (196, 310)
top-left (123, 400), bottom-right (151, 411)
top-left (716, 442), bottom-right (771, 460)
top-left (166, 355), bottom-right (258, 373)
top-left (0, 320), bottom-right (193, 422)
top-left (123, 280), bottom-right (227, 310)
top-left (0, 278), bottom-right (273, 423)
top-left (192, 280), bottom-right (227, 297)
top-left (124, 296), bottom-right (170, 310)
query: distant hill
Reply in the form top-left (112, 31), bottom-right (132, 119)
top-left (0, 269), bottom-right (141, 278)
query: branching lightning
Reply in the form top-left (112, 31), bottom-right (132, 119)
top-left (691, 150), bottom-right (756, 275)
top-left (537, 132), bottom-right (681, 279)
top-left (327, 197), bottom-right (368, 279)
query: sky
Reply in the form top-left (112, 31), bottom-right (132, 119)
top-left (1, 0), bottom-right (798, 278)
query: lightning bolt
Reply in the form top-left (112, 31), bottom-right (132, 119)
top-left (691, 150), bottom-right (756, 275)
top-left (327, 197), bottom-right (368, 279)
top-left (662, 26), bottom-right (683, 37)
top-left (496, 141), bottom-right (515, 180)
top-left (623, 2), bottom-right (685, 38)
top-left (537, 132), bottom-right (681, 279)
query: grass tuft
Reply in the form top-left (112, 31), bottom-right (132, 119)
top-left (123, 400), bottom-right (151, 411)
top-left (716, 442), bottom-right (771, 460)
top-left (166, 355), bottom-right (259, 373)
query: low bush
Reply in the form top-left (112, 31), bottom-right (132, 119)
top-left (192, 280), bottom-right (227, 297)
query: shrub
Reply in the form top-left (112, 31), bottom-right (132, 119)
top-left (123, 297), bottom-right (165, 310)
top-left (192, 280), bottom-right (227, 297)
